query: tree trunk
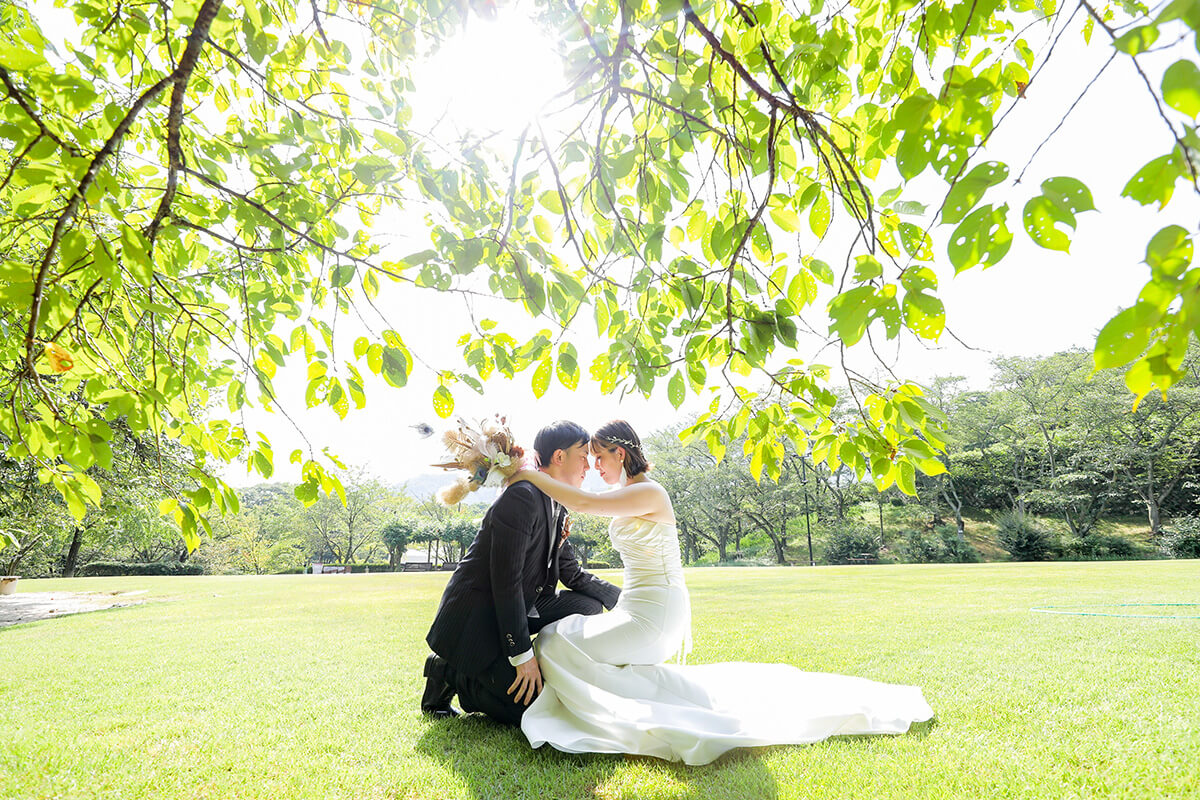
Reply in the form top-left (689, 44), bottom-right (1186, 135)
top-left (62, 527), bottom-right (84, 577)
top-left (772, 534), bottom-right (787, 565)
top-left (877, 496), bottom-right (885, 544)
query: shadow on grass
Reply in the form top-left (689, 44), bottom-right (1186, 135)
top-left (415, 713), bottom-right (783, 799)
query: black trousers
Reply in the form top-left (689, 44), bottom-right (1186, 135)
top-left (448, 590), bottom-right (604, 726)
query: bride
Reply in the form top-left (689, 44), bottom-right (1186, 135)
top-left (509, 420), bottom-right (934, 765)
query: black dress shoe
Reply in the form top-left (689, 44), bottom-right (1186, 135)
top-left (421, 653), bottom-right (459, 717)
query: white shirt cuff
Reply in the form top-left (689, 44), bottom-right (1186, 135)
top-left (508, 649), bottom-right (534, 667)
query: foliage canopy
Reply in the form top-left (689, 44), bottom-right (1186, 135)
top-left (1, 0), bottom-right (1198, 541)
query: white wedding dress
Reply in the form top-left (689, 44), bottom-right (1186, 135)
top-left (520, 516), bottom-right (934, 765)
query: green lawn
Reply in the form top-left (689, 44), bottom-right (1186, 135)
top-left (2, 562), bottom-right (1197, 799)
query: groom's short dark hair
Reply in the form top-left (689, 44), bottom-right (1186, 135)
top-left (533, 420), bottom-right (589, 468)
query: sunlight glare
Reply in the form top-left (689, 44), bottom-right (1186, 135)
top-left (416, 9), bottom-right (564, 134)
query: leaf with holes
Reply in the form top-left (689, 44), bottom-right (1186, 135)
top-left (1123, 150), bottom-right (1186, 209)
top-left (903, 289), bottom-right (945, 340)
top-left (1041, 176), bottom-right (1095, 215)
top-left (942, 161), bottom-right (1009, 224)
top-left (827, 286), bottom-right (875, 345)
top-left (1023, 195), bottom-right (1073, 252)
top-left (898, 222), bottom-right (933, 260)
top-left (668, 370), bottom-right (685, 409)
top-left (532, 358), bottom-right (552, 398)
top-left (948, 204), bottom-right (1012, 272)
top-left (432, 385), bottom-right (454, 419)
top-left (1094, 305), bottom-right (1156, 369)
top-left (809, 192), bottom-right (831, 237)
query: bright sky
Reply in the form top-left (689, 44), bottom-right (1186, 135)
top-left (202, 2), bottom-right (1198, 487)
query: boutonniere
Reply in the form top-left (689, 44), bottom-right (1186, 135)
top-left (560, 513), bottom-right (572, 545)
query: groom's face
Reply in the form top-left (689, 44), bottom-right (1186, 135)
top-left (555, 441), bottom-right (591, 488)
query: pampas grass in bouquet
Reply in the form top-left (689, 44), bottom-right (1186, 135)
top-left (432, 415), bottom-right (527, 505)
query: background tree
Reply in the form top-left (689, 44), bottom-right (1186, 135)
top-left (381, 519), bottom-right (417, 569)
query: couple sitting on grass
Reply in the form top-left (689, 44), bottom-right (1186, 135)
top-left (422, 419), bottom-right (933, 765)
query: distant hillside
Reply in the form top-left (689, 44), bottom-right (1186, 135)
top-left (397, 470), bottom-right (610, 502)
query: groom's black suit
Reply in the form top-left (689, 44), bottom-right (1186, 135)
top-left (426, 480), bottom-right (619, 724)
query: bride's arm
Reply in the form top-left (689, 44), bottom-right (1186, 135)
top-left (510, 470), bottom-right (667, 519)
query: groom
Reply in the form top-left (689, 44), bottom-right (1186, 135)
top-left (422, 420), bottom-right (620, 725)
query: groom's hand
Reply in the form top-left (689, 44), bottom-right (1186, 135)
top-left (507, 657), bottom-right (543, 705)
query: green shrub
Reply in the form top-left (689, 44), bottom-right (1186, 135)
top-left (900, 529), bottom-right (944, 563)
top-left (900, 526), bottom-right (981, 564)
top-left (316, 563), bottom-right (394, 574)
top-left (823, 525), bottom-right (880, 565)
top-left (79, 561), bottom-right (205, 577)
top-left (941, 528), bottom-right (982, 563)
top-left (1160, 518), bottom-right (1200, 559)
top-left (1063, 534), bottom-right (1143, 561)
top-left (995, 512), bottom-right (1058, 561)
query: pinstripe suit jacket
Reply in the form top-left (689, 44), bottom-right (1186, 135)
top-left (425, 481), bottom-right (620, 676)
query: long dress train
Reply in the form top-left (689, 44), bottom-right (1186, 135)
top-left (520, 516), bottom-right (934, 765)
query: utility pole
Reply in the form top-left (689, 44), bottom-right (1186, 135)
top-left (800, 455), bottom-right (814, 566)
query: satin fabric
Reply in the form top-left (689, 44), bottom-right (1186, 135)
top-left (520, 516), bottom-right (934, 765)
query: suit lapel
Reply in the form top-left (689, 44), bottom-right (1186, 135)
top-left (541, 489), bottom-right (557, 569)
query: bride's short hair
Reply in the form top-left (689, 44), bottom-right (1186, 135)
top-left (591, 420), bottom-right (651, 477)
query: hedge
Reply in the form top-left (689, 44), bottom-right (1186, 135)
top-left (79, 561), bottom-right (205, 577)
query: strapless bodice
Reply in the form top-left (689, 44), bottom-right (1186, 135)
top-left (608, 516), bottom-right (684, 588)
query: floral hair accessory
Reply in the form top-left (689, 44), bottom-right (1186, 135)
top-left (432, 415), bottom-right (526, 505)
top-left (599, 435), bottom-right (641, 453)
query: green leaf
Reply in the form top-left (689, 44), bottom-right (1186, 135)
top-left (556, 349), bottom-right (579, 390)
top-left (1094, 305), bottom-right (1155, 369)
top-left (770, 205), bottom-right (800, 232)
top-left (808, 258), bottom-right (834, 285)
top-left (948, 204), bottom-right (1012, 272)
top-left (534, 216), bottom-right (553, 242)
top-left (1113, 24), bottom-right (1159, 55)
top-left (897, 461), bottom-right (916, 496)
top-left (809, 192), bottom-right (831, 237)
top-left (121, 227), bottom-right (153, 285)
top-left (0, 42), bottom-right (47, 70)
top-left (917, 458), bottom-right (947, 476)
top-left (853, 255), bottom-right (882, 281)
top-left (294, 479), bottom-right (320, 506)
top-left (898, 222), bottom-right (933, 260)
top-left (1145, 225), bottom-right (1193, 277)
top-left (1022, 195), bottom-right (1072, 252)
top-left (942, 161), bottom-right (1009, 224)
top-left (903, 290), bottom-right (945, 340)
top-left (827, 286), bottom-right (875, 345)
top-left (1041, 176), bottom-right (1095, 215)
top-left (668, 370), bottom-right (685, 409)
top-left (352, 155), bottom-right (395, 185)
top-left (532, 357), bottom-right (552, 398)
top-left (432, 385), bottom-right (454, 418)
top-left (381, 346), bottom-right (409, 388)
top-left (1163, 60), bottom-right (1200, 118)
top-left (1122, 150), bottom-right (1185, 209)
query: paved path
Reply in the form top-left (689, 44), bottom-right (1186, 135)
top-left (0, 591), bottom-right (146, 628)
